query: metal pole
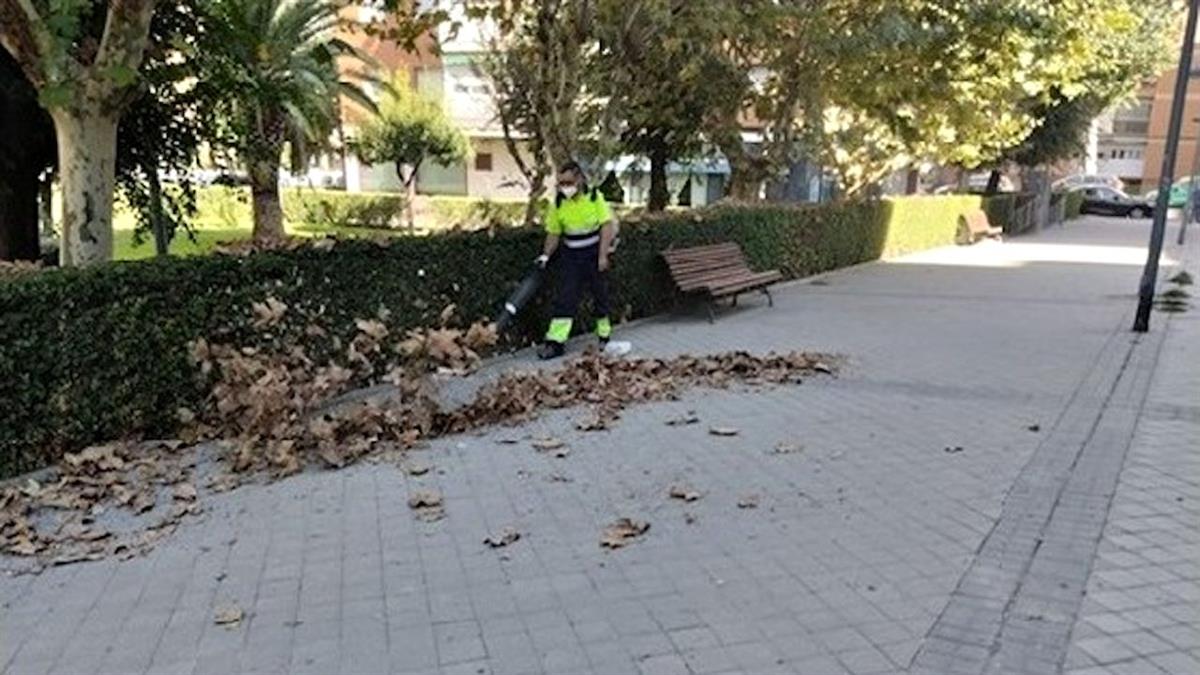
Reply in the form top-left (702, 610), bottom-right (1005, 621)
top-left (1134, 0), bottom-right (1200, 332)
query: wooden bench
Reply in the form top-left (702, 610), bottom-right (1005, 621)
top-left (959, 209), bottom-right (1003, 244)
top-left (661, 242), bottom-right (784, 321)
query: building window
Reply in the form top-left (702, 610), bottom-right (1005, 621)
top-left (475, 153), bottom-right (493, 172)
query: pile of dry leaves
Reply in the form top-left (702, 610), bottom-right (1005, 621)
top-left (437, 351), bottom-right (834, 434)
top-left (1, 442), bottom-right (199, 566)
top-left (2, 291), bottom-right (836, 567)
top-left (185, 299), bottom-right (499, 478)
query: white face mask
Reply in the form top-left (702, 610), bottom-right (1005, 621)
top-left (560, 185), bottom-right (578, 199)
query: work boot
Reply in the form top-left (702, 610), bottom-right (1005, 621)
top-left (537, 341), bottom-right (565, 360)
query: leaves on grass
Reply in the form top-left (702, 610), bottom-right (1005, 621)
top-left (600, 518), bottom-right (650, 549)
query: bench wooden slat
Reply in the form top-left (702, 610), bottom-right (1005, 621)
top-left (659, 242), bottom-right (783, 321)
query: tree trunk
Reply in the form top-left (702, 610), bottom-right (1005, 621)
top-left (0, 169), bottom-right (40, 261)
top-left (985, 168), bottom-right (1002, 195)
top-left (39, 175), bottom-right (54, 240)
top-left (398, 162), bottom-right (418, 232)
top-left (249, 154), bottom-right (285, 241)
top-left (647, 140), bottom-right (670, 212)
top-left (905, 168), bottom-right (920, 195)
top-left (52, 111), bottom-right (119, 267)
top-left (148, 165), bottom-right (169, 257)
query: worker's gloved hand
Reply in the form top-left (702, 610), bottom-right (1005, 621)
top-left (535, 254), bottom-right (550, 268)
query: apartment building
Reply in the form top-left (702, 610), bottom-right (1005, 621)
top-left (337, 2), bottom-right (728, 206)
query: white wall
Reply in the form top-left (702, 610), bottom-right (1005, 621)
top-left (466, 138), bottom-right (530, 200)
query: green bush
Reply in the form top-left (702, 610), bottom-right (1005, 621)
top-left (189, 186), bottom-right (406, 229)
top-left (0, 196), bottom-right (979, 477)
top-left (428, 196), bottom-right (530, 229)
top-left (283, 189), bottom-right (406, 230)
top-left (1063, 190), bottom-right (1084, 220)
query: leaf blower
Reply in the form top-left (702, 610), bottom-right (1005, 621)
top-left (495, 257), bottom-right (549, 333)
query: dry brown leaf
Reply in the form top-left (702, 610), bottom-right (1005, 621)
top-left (438, 304), bottom-right (457, 326)
top-left (355, 318), bottom-right (389, 341)
top-left (214, 603), bottom-right (244, 627)
top-left (401, 461), bottom-right (431, 476)
top-left (251, 297), bottom-right (288, 328)
top-left (575, 413), bottom-right (610, 432)
top-left (668, 485), bottom-right (702, 502)
top-left (709, 426), bottom-right (740, 437)
top-left (737, 494), bottom-right (760, 509)
top-left (773, 442), bottom-right (803, 455)
top-left (531, 437), bottom-right (566, 452)
top-left (665, 411), bottom-right (700, 426)
top-left (408, 490), bottom-right (443, 509)
top-left (173, 483), bottom-right (198, 502)
top-left (483, 527), bottom-right (521, 548)
top-left (600, 518), bottom-right (650, 549)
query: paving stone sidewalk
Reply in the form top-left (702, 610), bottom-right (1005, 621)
top-left (1, 217), bottom-right (1194, 675)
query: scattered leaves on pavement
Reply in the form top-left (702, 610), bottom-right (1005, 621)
top-left (737, 494), bottom-right (760, 509)
top-left (483, 527), bottom-right (521, 548)
top-left (1026, 424), bottom-right (1041, 433)
top-left (708, 426), bottom-right (740, 437)
top-left (943, 446), bottom-right (964, 454)
top-left (600, 518), bottom-right (650, 549)
top-left (1168, 271), bottom-right (1192, 285)
top-left (2, 292), bottom-right (837, 568)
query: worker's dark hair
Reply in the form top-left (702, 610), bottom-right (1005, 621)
top-left (556, 160), bottom-right (598, 206)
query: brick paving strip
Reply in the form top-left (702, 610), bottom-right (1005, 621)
top-left (912, 246), bottom-right (1193, 675)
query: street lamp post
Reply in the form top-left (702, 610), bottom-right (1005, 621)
top-left (1134, 0), bottom-right (1200, 332)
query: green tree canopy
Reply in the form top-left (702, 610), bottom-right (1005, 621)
top-left (351, 69), bottom-right (468, 229)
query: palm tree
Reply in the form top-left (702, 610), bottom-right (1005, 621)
top-left (201, 0), bottom-right (369, 241)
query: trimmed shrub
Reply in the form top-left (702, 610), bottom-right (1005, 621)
top-left (1063, 190), bottom-right (1085, 220)
top-left (428, 196), bottom-right (530, 229)
top-left (884, 195), bottom-right (981, 256)
top-left (0, 196), bottom-right (979, 477)
top-left (188, 186), bottom-right (406, 229)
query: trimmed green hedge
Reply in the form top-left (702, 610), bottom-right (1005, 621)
top-left (0, 196), bottom-right (979, 477)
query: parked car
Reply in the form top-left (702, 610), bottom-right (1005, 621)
top-left (1072, 185), bottom-right (1154, 218)
top-left (1144, 176), bottom-right (1200, 208)
top-left (1053, 174), bottom-right (1124, 192)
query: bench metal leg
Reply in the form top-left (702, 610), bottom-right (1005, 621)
top-left (706, 301), bottom-right (716, 323)
top-left (762, 288), bottom-right (774, 307)
top-left (732, 294), bottom-right (738, 307)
